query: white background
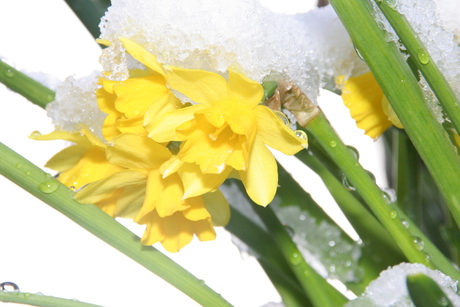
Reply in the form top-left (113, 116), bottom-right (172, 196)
top-left (0, 1), bottom-right (385, 306)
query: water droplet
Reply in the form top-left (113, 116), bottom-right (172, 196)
top-left (341, 174), bottom-right (356, 191)
top-left (69, 186), bottom-right (76, 192)
top-left (133, 110), bottom-right (140, 116)
top-left (412, 236), bottom-right (424, 251)
top-left (0, 282), bottom-right (19, 292)
top-left (274, 111), bottom-right (290, 126)
top-left (106, 142), bottom-right (114, 147)
top-left (289, 252), bottom-right (302, 265)
top-left (46, 94), bottom-right (55, 101)
top-left (25, 171), bottom-right (31, 176)
top-left (347, 146), bottom-right (360, 160)
top-left (381, 191), bottom-right (392, 204)
top-left (329, 264), bottom-right (336, 273)
top-left (366, 170), bottom-right (376, 182)
top-left (389, 210), bottom-right (397, 219)
top-left (208, 133), bottom-right (218, 141)
top-left (328, 240), bottom-right (336, 247)
top-left (4, 69), bottom-right (14, 78)
top-left (354, 46), bottom-right (365, 61)
top-left (383, 0), bottom-right (397, 8)
top-left (438, 296), bottom-right (450, 306)
top-left (24, 293), bottom-right (31, 298)
top-left (16, 163), bottom-right (22, 169)
top-left (329, 140), bottom-right (337, 148)
top-left (424, 253), bottom-right (430, 264)
top-left (401, 219), bottom-right (409, 229)
top-left (295, 130), bottom-right (307, 141)
top-left (35, 292), bottom-right (44, 296)
top-left (38, 180), bottom-right (59, 194)
top-left (418, 48), bottom-right (430, 65)
top-left (30, 131), bottom-right (42, 138)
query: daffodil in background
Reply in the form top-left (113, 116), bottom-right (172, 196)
top-left (339, 72), bottom-right (403, 139)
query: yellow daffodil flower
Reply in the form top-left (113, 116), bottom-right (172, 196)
top-left (29, 128), bottom-right (124, 215)
top-left (147, 67), bottom-right (308, 206)
top-left (340, 71), bottom-right (403, 139)
top-left (74, 133), bottom-right (230, 252)
top-left (97, 37), bottom-right (182, 141)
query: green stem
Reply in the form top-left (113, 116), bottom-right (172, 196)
top-left (250, 202), bottom-right (348, 307)
top-left (393, 129), bottom-right (419, 220)
top-left (0, 143), bottom-right (232, 307)
top-left (0, 60), bottom-right (55, 108)
top-left (296, 150), bottom-right (405, 292)
top-left (304, 113), bottom-right (460, 281)
top-left (373, 1), bottom-right (460, 135)
top-left (0, 291), bottom-right (101, 307)
top-left (64, 0), bottom-right (111, 40)
top-left (328, 0), bottom-right (460, 237)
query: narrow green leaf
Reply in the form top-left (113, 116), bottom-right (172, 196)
top-left (0, 291), bottom-right (102, 307)
top-left (0, 60), bottom-right (55, 108)
top-left (0, 142), bottom-right (232, 307)
top-left (296, 150), bottom-right (405, 294)
top-left (64, 0), bottom-right (111, 39)
top-left (304, 112), bottom-right (460, 282)
top-left (406, 273), bottom-right (453, 307)
top-left (373, 1), bottom-right (460, 136)
top-left (328, 0), bottom-right (460, 231)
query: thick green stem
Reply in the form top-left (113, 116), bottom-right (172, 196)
top-left (304, 113), bottom-right (460, 281)
top-left (0, 60), bottom-right (55, 108)
top-left (0, 143), bottom-right (232, 307)
top-left (328, 0), bottom-right (460, 236)
top-left (374, 1), bottom-right (460, 135)
top-left (0, 291), bottom-right (101, 307)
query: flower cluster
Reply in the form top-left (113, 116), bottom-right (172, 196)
top-left (32, 37), bottom-right (308, 252)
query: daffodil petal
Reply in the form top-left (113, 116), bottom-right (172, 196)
top-left (202, 189), bottom-right (230, 226)
top-left (58, 147), bottom-right (122, 189)
top-left (29, 130), bottom-right (91, 147)
top-left (144, 92), bottom-right (182, 127)
top-left (194, 219), bottom-right (217, 242)
top-left (114, 75), bottom-right (169, 118)
top-left (45, 145), bottom-right (87, 173)
top-left (139, 211), bottom-right (166, 246)
top-left (160, 155), bottom-right (184, 178)
top-left (255, 105), bottom-right (306, 154)
top-left (75, 169), bottom-right (148, 204)
top-left (227, 70), bottom-right (264, 108)
top-left (179, 163), bottom-right (231, 198)
top-left (94, 188), bottom-right (124, 217)
top-left (160, 213), bottom-right (194, 252)
top-left (107, 134), bottom-right (171, 170)
top-left (115, 116), bottom-right (146, 135)
top-left (341, 72), bottom-right (392, 139)
top-left (136, 171), bottom-right (190, 221)
top-left (119, 37), bottom-right (166, 76)
top-left (239, 138), bottom-right (277, 206)
top-left (114, 184), bottom-right (146, 219)
top-left (165, 66), bottom-right (229, 105)
top-left (182, 197), bottom-right (210, 221)
top-left (146, 104), bottom-right (207, 143)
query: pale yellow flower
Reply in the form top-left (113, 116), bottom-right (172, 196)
top-left (74, 133), bottom-right (229, 252)
top-left (97, 37), bottom-right (181, 141)
top-left (340, 71), bottom-right (402, 139)
top-left (147, 67), bottom-right (307, 206)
